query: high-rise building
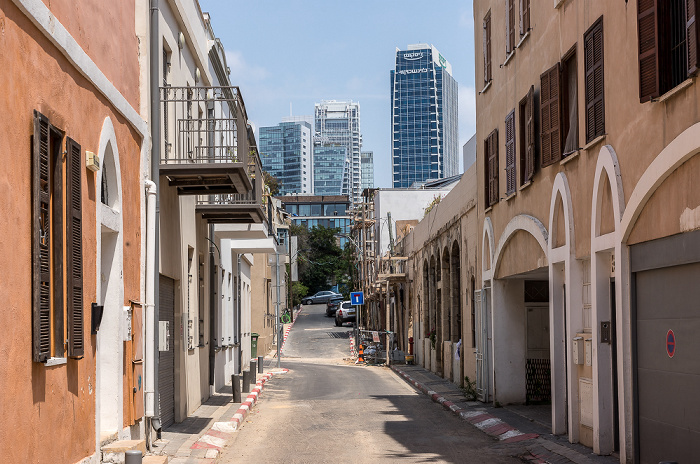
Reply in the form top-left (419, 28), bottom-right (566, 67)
top-left (314, 100), bottom-right (362, 204)
top-left (391, 44), bottom-right (458, 188)
top-left (259, 121), bottom-right (313, 195)
top-left (361, 151), bottom-right (374, 190)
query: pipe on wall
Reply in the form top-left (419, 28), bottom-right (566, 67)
top-left (145, 180), bottom-right (157, 418)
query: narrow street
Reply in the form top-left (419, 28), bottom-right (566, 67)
top-left (217, 304), bottom-right (520, 463)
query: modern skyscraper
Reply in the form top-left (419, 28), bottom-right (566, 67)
top-left (314, 100), bottom-right (362, 204)
top-left (259, 121), bottom-right (313, 195)
top-left (361, 151), bottom-right (374, 190)
top-left (391, 44), bottom-right (458, 188)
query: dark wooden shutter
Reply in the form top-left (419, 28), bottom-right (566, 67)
top-left (66, 137), bottom-right (84, 358)
top-left (525, 86), bottom-right (535, 181)
top-left (32, 111), bottom-right (51, 362)
top-left (638, 0), bottom-right (659, 102)
top-left (585, 17), bottom-right (605, 143)
top-left (688, 0), bottom-right (699, 76)
top-left (484, 12), bottom-right (492, 83)
top-left (520, 0), bottom-right (530, 36)
top-left (487, 129), bottom-right (499, 206)
top-left (507, 0), bottom-right (515, 54)
top-left (541, 63), bottom-right (562, 167)
top-left (505, 110), bottom-right (516, 195)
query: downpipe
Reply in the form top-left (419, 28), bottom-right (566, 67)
top-left (145, 180), bottom-right (157, 419)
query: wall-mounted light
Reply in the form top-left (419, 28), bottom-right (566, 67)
top-left (92, 303), bottom-right (104, 334)
top-left (178, 31), bottom-right (185, 50)
top-left (195, 67), bottom-right (201, 83)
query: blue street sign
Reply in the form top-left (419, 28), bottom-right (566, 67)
top-left (350, 292), bottom-right (364, 305)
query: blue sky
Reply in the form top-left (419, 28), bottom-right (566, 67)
top-left (200, 0), bottom-right (476, 188)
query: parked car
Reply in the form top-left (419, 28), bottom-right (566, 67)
top-left (326, 296), bottom-right (344, 317)
top-left (302, 290), bottom-right (342, 305)
top-left (335, 301), bottom-right (356, 326)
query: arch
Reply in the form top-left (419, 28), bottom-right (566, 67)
top-left (548, 173), bottom-right (574, 263)
top-left (481, 217), bottom-right (495, 276)
top-left (592, 145), bottom-right (625, 240)
top-left (95, 116), bottom-right (125, 440)
top-left (450, 240), bottom-right (461, 344)
top-left (620, 123), bottom-right (700, 241)
top-left (492, 214), bottom-right (548, 276)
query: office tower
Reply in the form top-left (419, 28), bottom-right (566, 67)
top-left (391, 43), bottom-right (458, 188)
top-left (314, 100), bottom-right (362, 203)
top-left (361, 151), bottom-right (374, 190)
top-left (259, 121), bottom-right (313, 195)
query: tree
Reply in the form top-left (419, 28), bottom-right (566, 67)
top-left (263, 170), bottom-right (281, 196)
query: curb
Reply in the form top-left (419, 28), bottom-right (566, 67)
top-left (190, 368), bottom-right (290, 456)
top-left (391, 366), bottom-right (538, 444)
top-left (349, 334), bottom-right (357, 358)
top-left (278, 307), bottom-right (302, 355)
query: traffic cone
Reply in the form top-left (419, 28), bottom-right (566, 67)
top-left (358, 344), bottom-right (364, 363)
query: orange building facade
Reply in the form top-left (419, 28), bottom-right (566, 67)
top-left (0, 0), bottom-right (146, 462)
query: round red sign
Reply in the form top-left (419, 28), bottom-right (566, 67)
top-left (666, 329), bottom-right (675, 358)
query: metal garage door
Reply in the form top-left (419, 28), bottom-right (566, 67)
top-left (633, 234), bottom-right (700, 463)
top-left (159, 275), bottom-right (176, 428)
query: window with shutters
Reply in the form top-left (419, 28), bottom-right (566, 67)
top-left (584, 17), bottom-right (605, 143)
top-left (483, 10), bottom-right (493, 86)
top-left (541, 63), bottom-right (562, 166)
top-left (484, 129), bottom-right (499, 208)
top-left (506, 0), bottom-right (516, 55)
top-left (562, 48), bottom-right (579, 155)
top-left (505, 110), bottom-right (516, 196)
top-left (638, 0), bottom-right (698, 102)
top-left (519, 86), bottom-right (536, 186)
top-left (32, 111), bottom-right (84, 362)
top-left (520, 0), bottom-right (531, 38)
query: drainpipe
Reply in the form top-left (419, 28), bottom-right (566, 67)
top-left (148, 0), bottom-right (162, 436)
top-left (236, 253), bottom-right (242, 375)
top-left (145, 180), bottom-right (157, 418)
top-left (208, 224), bottom-right (216, 392)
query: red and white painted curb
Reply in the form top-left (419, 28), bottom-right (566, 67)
top-left (391, 366), bottom-right (538, 444)
top-left (191, 368), bottom-right (290, 454)
top-left (278, 307), bottom-right (303, 355)
top-left (349, 335), bottom-right (357, 358)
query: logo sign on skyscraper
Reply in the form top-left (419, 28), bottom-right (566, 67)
top-left (403, 51), bottom-right (424, 60)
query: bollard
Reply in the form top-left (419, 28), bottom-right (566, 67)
top-left (242, 368), bottom-right (252, 393)
top-left (258, 356), bottom-right (264, 374)
top-left (125, 450), bottom-right (142, 464)
top-left (232, 374), bottom-right (241, 403)
top-left (250, 359), bottom-right (257, 384)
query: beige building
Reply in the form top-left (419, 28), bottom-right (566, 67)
top-left (473, 0), bottom-right (700, 462)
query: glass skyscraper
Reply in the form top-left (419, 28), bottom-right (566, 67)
top-left (361, 151), bottom-right (374, 190)
top-left (314, 100), bottom-right (362, 204)
top-left (259, 121), bottom-right (313, 195)
top-left (391, 44), bottom-right (458, 188)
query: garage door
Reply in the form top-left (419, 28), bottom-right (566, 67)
top-left (633, 240), bottom-right (700, 463)
top-left (159, 275), bottom-right (176, 428)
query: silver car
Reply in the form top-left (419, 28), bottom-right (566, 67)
top-left (334, 301), bottom-right (356, 326)
top-left (302, 290), bottom-right (342, 305)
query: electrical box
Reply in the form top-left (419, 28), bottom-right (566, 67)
top-left (159, 321), bottom-right (170, 351)
top-left (122, 306), bottom-right (132, 341)
top-left (585, 338), bottom-right (593, 366)
top-left (86, 151), bottom-right (100, 172)
top-left (573, 337), bottom-right (584, 364)
top-left (601, 321), bottom-right (612, 344)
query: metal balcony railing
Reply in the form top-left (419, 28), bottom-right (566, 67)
top-left (161, 86), bottom-right (249, 166)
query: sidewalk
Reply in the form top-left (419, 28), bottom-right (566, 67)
top-left (390, 364), bottom-right (619, 464)
top-left (149, 361), bottom-right (288, 464)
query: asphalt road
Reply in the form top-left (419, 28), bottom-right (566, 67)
top-left (217, 303), bottom-right (521, 463)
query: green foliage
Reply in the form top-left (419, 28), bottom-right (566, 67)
top-left (290, 281), bottom-right (308, 307)
top-left (263, 170), bottom-right (281, 196)
top-left (462, 376), bottom-right (477, 401)
top-left (423, 194), bottom-right (443, 217)
top-left (290, 224), bottom-right (352, 297)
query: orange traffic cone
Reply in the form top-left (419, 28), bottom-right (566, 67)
top-left (358, 344), bottom-right (364, 363)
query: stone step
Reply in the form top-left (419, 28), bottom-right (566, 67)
top-left (102, 440), bottom-right (147, 464)
top-left (143, 456), bottom-right (168, 464)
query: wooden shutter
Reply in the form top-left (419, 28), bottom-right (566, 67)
top-left (66, 137), bottom-right (84, 358)
top-left (32, 111), bottom-right (51, 362)
top-left (688, 0), bottom-right (699, 76)
top-left (505, 110), bottom-right (516, 195)
top-left (540, 63), bottom-right (562, 167)
top-left (520, 0), bottom-right (530, 36)
top-left (484, 12), bottom-right (492, 83)
top-left (507, 0), bottom-right (515, 54)
top-left (585, 17), bottom-right (605, 143)
top-left (486, 129), bottom-right (499, 207)
top-left (525, 86), bottom-right (535, 181)
top-left (638, 0), bottom-right (659, 102)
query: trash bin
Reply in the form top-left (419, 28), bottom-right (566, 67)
top-left (251, 333), bottom-right (259, 359)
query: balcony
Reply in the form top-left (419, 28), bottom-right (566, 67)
top-left (160, 86), bottom-right (253, 195)
top-left (196, 155), bottom-right (265, 224)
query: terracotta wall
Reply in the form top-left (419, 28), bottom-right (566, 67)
top-left (0, 1), bottom-right (141, 462)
